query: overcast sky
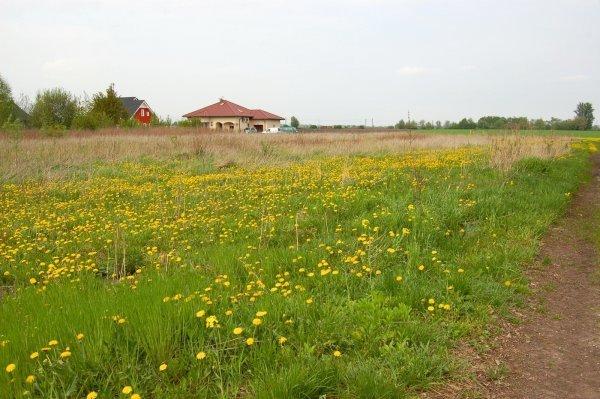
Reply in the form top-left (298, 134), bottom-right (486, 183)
top-left (2, 0), bottom-right (599, 125)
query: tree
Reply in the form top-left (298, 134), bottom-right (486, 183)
top-left (0, 74), bottom-right (16, 124)
top-left (455, 118), bottom-right (477, 129)
top-left (290, 116), bottom-right (299, 129)
top-left (90, 84), bottom-right (129, 125)
top-left (30, 88), bottom-right (79, 128)
top-left (574, 102), bottom-right (594, 130)
top-left (395, 119), bottom-right (406, 129)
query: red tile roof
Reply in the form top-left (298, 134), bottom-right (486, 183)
top-left (249, 109), bottom-right (284, 120)
top-left (183, 99), bottom-right (283, 120)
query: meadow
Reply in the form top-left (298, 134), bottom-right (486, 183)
top-left (0, 130), bottom-right (597, 398)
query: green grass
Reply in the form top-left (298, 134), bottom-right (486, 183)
top-left (412, 129), bottom-right (600, 138)
top-left (0, 146), bottom-right (593, 398)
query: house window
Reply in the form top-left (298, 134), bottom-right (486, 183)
top-left (141, 110), bottom-right (145, 116)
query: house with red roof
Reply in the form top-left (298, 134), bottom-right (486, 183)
top-left (182, 98), bottom-right (284, 132)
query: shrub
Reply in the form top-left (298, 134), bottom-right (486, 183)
top-left (72, 111), bottom-right (112, 131)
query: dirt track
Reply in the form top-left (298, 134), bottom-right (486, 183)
top-left (487, 153), bottom-right (600, 398)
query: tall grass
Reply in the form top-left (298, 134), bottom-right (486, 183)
top-left (0, 136), bottom-right (594, 397)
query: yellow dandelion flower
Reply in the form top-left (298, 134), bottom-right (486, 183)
top-left (86, 392), bottom-right (98, 399)
top-left (504, 280), bottom-right (512, 287)
top-left (233, 327), bottom-right (244, 335)
top-left (48, 340), bottom-right (58, 346)
top-left (252, 318), bottom-right (262, 326)
top-left (255, 311), bottom-right (267, 317)
top-left (333, 350), bottom-right (342, 357)
top-left (131, 394), bottom-right (141, 399)
top-left (418, 265), bottom-right (425, 271)
top-left (30, 352), bottom-right (39, 359)
top-left (29, 277), bottom-right (37, 284)
top-left (306, 298), bottom-right (313, 304)
top-left (245, 337), bottom-right (255, 346)
top-left (395, 276), bottom-right (403, 282)
top-left (195, 310), bottom-right (206, 318)
top-left (26, 375), bottom-right (36, 384)
top-left (427, 306), bottom-right (435, 312)
top-left (225, 310), bottom-right (233, 316)
top-left (278, 336), bottom-right (287, 345)
top-left (59, 350), bottom-right (71, 359)
top-left (122, 386), bottom-right (133, 394)
top-left (5, 363), bottom-right (16, 373)
top-left (159, 363), bottom-right (167, 371)
top-left (76, 333), bottom-right (84, 340)
top-left (196, 351), bottom-right (206, 360)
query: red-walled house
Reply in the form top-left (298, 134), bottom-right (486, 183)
top-left (118, 96), bottom-right (154, 125)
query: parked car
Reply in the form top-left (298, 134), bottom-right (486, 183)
top-left (265, 127), bottom-right (280, 133)
top-left (279, 125), bottom-right (298, 133)
top-left (244, 126), bottom-right (258, 134)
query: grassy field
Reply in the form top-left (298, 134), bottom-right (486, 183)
top-left (0, 132), bottom-right (597, 398)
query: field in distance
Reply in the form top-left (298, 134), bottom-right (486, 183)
top-left (0, 130), bottom-right (597, 398)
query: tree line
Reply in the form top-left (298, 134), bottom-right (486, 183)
top-left (394, 103), bottom-right (595, 131)
top-left (0, 75), bottom-right (173, 135)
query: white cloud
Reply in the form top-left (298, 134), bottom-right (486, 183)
top-left (42, 59), bottom-right (76, 73)
top-left (559, 74), bottom-right (588, 82)
top-left (397, 66), bottom-right (437, 76)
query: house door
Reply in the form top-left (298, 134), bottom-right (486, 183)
top-left (254, 125), bottom-right (264, 133)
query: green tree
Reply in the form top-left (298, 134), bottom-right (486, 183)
top-left (290, 116), bottom-right (299, 129)
top-left (30, 88), bottom-right (79, 128)
top-left (574, 102), bottom-right (594, 130)
top-left (90, 84), bottom-right (129, 125)
top-left (0, 74), bottom-right (16, 124)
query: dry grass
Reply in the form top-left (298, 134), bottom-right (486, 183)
top-left (489, 135), bottom-right (573, 171)
top-left (0, 127), bottom-right (573, 181)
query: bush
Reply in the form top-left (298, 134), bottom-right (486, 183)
top-left (30, 88), bottom-right (78, 128)
top-left (41, 123), bottom-right (67, 137)
top-left (1, 116), bottom-right (24, 139)
top-left (72, 111), bottom-right (112, 131)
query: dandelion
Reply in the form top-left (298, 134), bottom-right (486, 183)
top-left (255, 311), bottom-right (267, 317)
top-left (118, 318), bottom-right (127, 325)
top-left (159, 363), bottom-right (167, 371)
top-left (86, 392), bottom-right (98, 399)
top-left (205, 315), bottom-right (218, 328)
top-left (25, 375), bottom-right (36, 384)
top-left (195, 310), bottom-right (206, 318)
top-left (48, 339), bottom-right (58, 346)
top-left (333, 350), bottom-right (342, 357)
top-left (386, 248), bottom-right (396, 254)
top-left (428, 298), bottom-right (435, 304)
top-left (418, 265), bottom-right (425, 271)
top-left (131, 394), bottom-right (141, 399)
top-left (225, 310), bottom-right (233, 316)
top-left (30, 352), bottom-right (39, 359)
top-left (5, 363), bottom-right (16, 373)
top-left (59, 350), bottom-right (72, 359)
top-left (278, 336), bottom-right (287, 345)
top-left (252, 318), bottom-right (262, 326)
top-left (504, 280), bottom-right (512, 287)
top-left (29, 277), bottom-right (37, 284)
top-left (245, 337), bottom-right (255, 346)
top-left (196, 351), bottom-right (206, 360)
top-left (122, 386), bottom-right (133, 394)
top-left (427, 306), bottom-right (435, 312)
top-left (395, 276), bottom-right (403, 282)
top-left (306, 298), bottom-right (313, 304)
top-left (233, 327), bottom-right (244, 335)
top-left (76, 333), bottom-right (85, 340)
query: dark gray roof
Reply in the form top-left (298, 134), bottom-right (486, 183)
top-left (12, 103), bottom-right (29, 122)
top-left (118, 97), bottom-right (144, 116)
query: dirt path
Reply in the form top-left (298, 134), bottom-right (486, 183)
top-left (479, 153), bottom-right (600, 398)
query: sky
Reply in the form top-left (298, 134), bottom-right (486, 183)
top-left (1, 0), bottom-right (599, 125)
